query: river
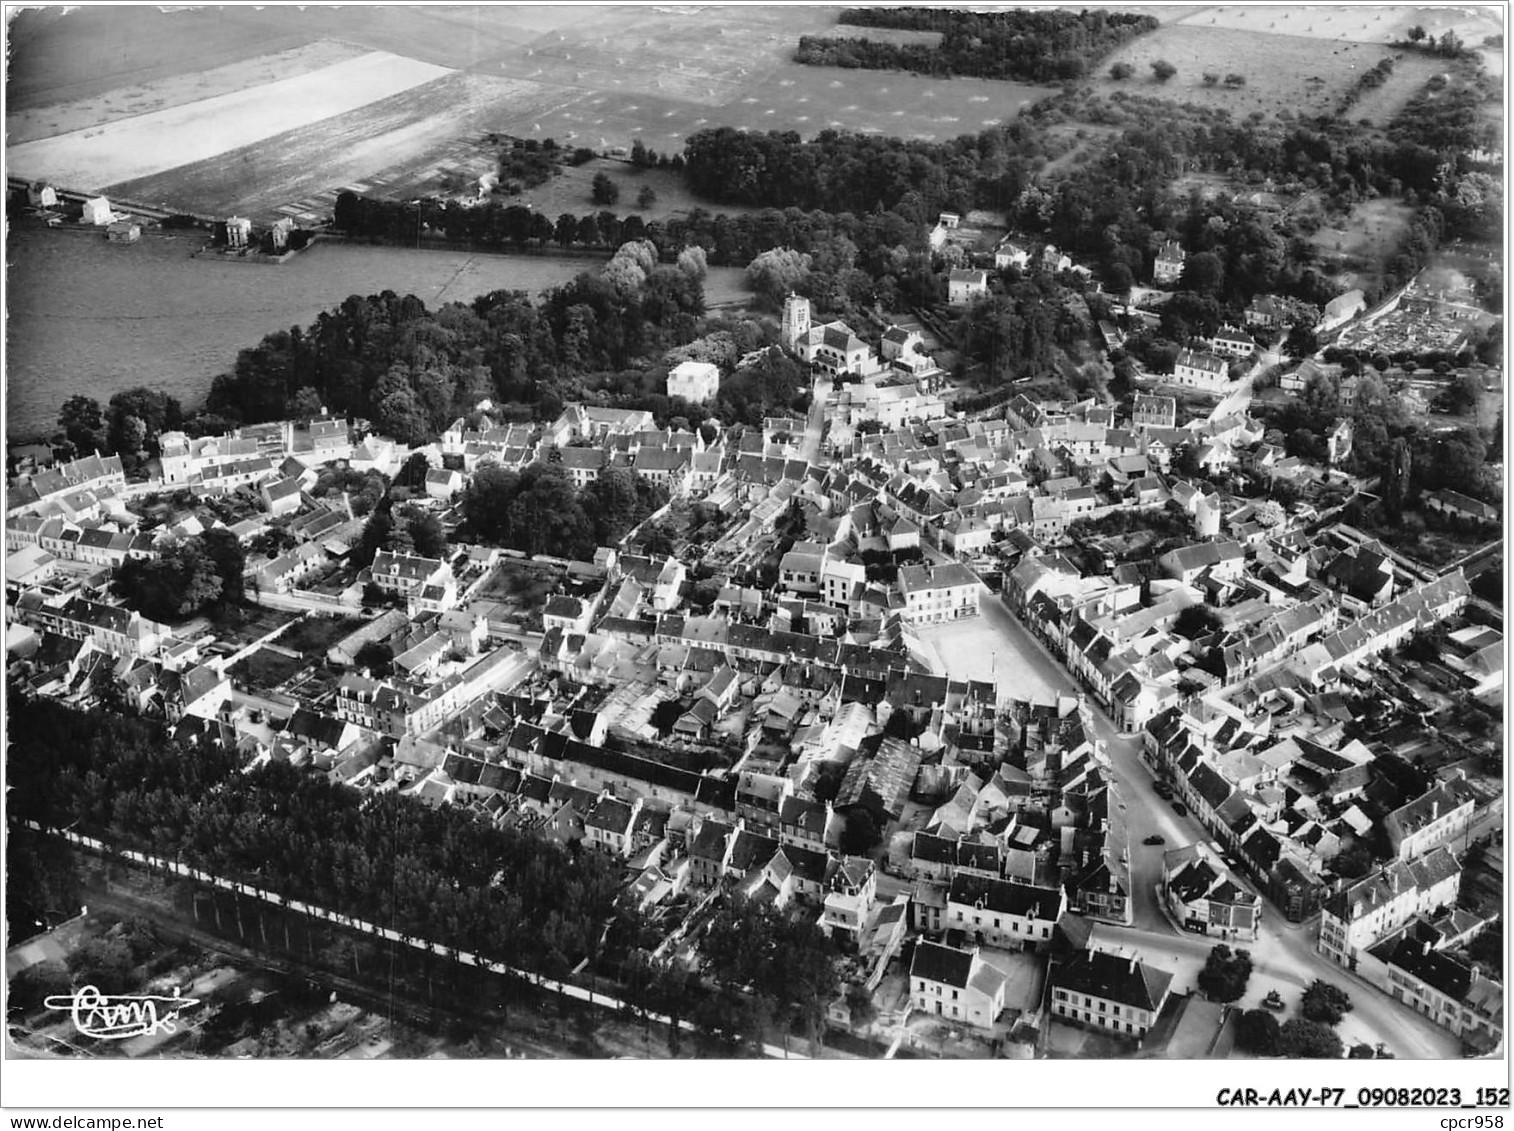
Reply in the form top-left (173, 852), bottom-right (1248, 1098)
top-left (5, 226), bottom-right (751, 440)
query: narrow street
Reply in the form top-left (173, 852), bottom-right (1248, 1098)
top-left (800, 376), bottom-right (831, 466)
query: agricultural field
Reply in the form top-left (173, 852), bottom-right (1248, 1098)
top-left (1093, 23), bottom-right (1409, 118)
top-left (6, 40), bottom-right (371, 146)
top-left (480, 5), bottom-right (845, 106)
top-left (4, 6), bottom-right (311, 109)
top-left (1183, 4), bottom-right (1505, 57)
top-left (7, 52), bottom-right (453, 190)
top-left (103, 72), bottom-right (574, 220)
top-left (7, 5), bottom-right (1060, 220)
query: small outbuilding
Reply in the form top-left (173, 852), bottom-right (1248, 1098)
top-left (80, 196), bottom-right (113, 225)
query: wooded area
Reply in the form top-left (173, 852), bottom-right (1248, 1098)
top-left (796, 7), bottom-right (1159, 83)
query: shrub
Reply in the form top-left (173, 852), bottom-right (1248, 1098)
top-left (1235, 1008), bottom-right (1281, 1054)
top-left (1301, 980), bottom-right (1353, 1025)
top-left (1280, 1018), bottom-right (1344, 1058)
top-left (1151, 59), bottom-right (1177, 82)
top-left (1198, 944), bottom-right (1254, 1003)
top-left (1110, 61), bottom-right (1135, 80)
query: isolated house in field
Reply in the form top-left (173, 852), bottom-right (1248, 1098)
top-left (27, 181), bottom-right (57, 208)
top-left (80, 197), bottom-right (112, 226)
top-left (107, 221), bottom-right (141, 243)
top-left (226, 216), bottom-right (253, 248)
top-left (270, 217), bottom-right (297, 251)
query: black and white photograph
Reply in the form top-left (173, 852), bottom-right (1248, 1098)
top-left (2, 1), bottom-right (1506, 1124)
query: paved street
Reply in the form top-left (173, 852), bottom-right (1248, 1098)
top-left (925, 587), bottom-right (1464, 1058)
top-left (800, 377), bottom-right (830, 465)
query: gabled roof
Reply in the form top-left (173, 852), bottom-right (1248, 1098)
top-left (910, 940), bottom-right (976, 989)
top-left (948, 874), bottom-right (1061, 920)
top-left (1054, 949), bottom-right (1173, 1012)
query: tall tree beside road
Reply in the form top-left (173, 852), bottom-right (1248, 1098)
top-left (1280, 1018), bottom-right (1344, 1058)
top-left (1235, 1009), bottom-right (1282, 1054)
top-left (1300, 980), bottom-right (1353, 1025)
top-left (1197, 944), bottom-right (1253, 1003)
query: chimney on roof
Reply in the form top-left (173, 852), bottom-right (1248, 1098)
top-left (1128, 955), bottom-right (1138, 973)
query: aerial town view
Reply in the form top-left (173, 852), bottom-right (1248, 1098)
top-left (2, 0), bottom-right (1506, 1095)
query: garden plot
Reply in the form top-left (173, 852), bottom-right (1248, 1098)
top-left (7, 51), bottom-right (453, 189)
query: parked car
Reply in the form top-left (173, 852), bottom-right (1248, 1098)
top-left (1170, 800), bottom-right (1188, 816)
top-left (1143, 834), bottom-right (1166, 846)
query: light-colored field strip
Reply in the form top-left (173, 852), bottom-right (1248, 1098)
top-left (7, 51), bottom-right (452, 190)
top-left (5, 39), bottom-right (371, 145)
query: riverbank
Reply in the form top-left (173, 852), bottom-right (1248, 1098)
top-left (6, 224), bottom-right (752, 440)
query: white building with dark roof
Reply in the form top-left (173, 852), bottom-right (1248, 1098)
top-left (909, 940), bottom-right (1008, 1030)
top-left (897, 562), bottom-right (980, 625)
top-left (1171, 349), bottom-right (1231, 394)
top-left (1051, 949), bottom-right (1174, 1040)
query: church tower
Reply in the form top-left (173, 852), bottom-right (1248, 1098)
top-left (781, 292), bottom-right (811, 353)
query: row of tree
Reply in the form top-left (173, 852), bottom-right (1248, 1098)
top-left (796, 8), bottom-right (1158, 83)
top-left (7, 693), bottom-right (641, 995)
